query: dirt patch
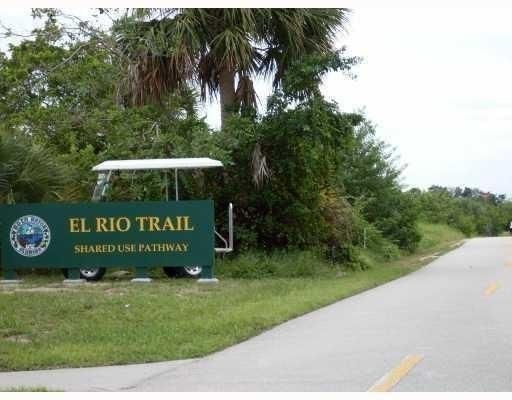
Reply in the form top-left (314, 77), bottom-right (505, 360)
top-left (419, 252), bottom-right (442, 261)
top-left (0, 281), bottom-right (132, 294)
top-left (104, 287), bottom-right (127, 296)
top-left (174, 285), bottom-right (209, 297)
top-left (0, 287), bottom-right (71, 293)
top-left (110, 270), bottom-right (132, 279)
top-left (12, 287), bottom-right (76, 293)
top-left (4, 334), bottom-right (32, 344)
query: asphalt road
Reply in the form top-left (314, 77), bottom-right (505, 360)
top-left (2, 237), bottom-right (512, 391)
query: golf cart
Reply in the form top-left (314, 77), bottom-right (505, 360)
top-left (62, 158), bottom-right (233, 281)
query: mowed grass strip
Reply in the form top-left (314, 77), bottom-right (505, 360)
top-left (0, 272), bottom-right (402, 371)
top-left (1, 386), bottom-right (52, 392)
top-left (0, 223), bottom-right (464, 372)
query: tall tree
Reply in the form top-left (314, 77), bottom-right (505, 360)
top-left (114, 8), bottom-right (350, 128)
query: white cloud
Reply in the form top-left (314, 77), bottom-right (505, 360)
top-left (323, 7), bottom-right (512, 195)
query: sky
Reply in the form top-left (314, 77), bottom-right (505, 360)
top-left (1, 6), bottom-right (511, 195)
top-left (323, 7), bottom-right (512, 196)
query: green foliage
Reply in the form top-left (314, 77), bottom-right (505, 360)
top-left (358, 221), bottom-right (401, 260)
top-left (0, 10), bottom-right (425, 265)
top-left (373, 191), bottom-right (421, 252)
top-left (0, 37), bottom-right (118, 154)
top-left (0, 130), bottom-right (73, 204)
top-left (0, 23), bottom-right (229, 204)
top-left (341, 121), bottom-right (421, 252)
top-left (216, 250), bottom-right (337, 279)
top-left (216, 81), bottom-right (421, 255)
top-left (114, 8), bottom-right (351, 110)
top-left (218, 100), bottom-right (356, 250)
top-left (416, 222), bottom-right (465, 252)
top-left (281, 50), bottom-right (361, 101)
top-left (1, 386), bottom-right (52, 392)
top-left (410, 186), bottom-right (510, 237)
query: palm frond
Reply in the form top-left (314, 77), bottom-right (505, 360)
top-left (251, 142), bottom-right (271, 187)
top-left (0, 131), bottom-right (72, 203)
top-left (115, 8), bottom-right (351, 117)
top-left (235, 75), bottom-right (258, 110)
top-left (115, 12), bottom-right (203, 106)
top-left (210, 26), bottom-right (254, 72)
top-left (197, 52), bottom-right (219, 102)
top-left (259, 8), bottom-right (350, 88)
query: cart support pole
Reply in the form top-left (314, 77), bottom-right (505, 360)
top-left (68, 268), bottom-right (80, 279)
top-left (63, 268), bottom-right (85, 284)
top-left (3, 268), bottom-right (16, 280)
top-left (165, 171), bottom-right (169, 201)
top-left (175, 169), bottom-right (179, 201)
top-left (132, 267), bottom-right (152, 283)
top-left (198, 265), bottom-right (218, 284)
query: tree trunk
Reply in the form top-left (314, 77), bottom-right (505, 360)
top-left (219, 68), bottom-right (236, 129)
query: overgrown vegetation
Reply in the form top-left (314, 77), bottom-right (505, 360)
top-left (410, 186), bottom-right (512, 237)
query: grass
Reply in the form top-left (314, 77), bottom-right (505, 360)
top-left (416, 222), bottom-right (465, 253)
top-left (1, 386), bottom-right (52, 392)
top-left (0, 223), bottom-right (464, 372)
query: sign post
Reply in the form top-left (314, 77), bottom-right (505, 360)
top-left (0, 200), bottom-right (215, 282)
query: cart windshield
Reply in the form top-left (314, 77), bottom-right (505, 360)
top-left (90, 158), bottom-right (223, 202)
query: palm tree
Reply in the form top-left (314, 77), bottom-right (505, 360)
top-left (0, 130), bottom-right (74, 204)
top-left (114, 8), bottom-right (350, 128)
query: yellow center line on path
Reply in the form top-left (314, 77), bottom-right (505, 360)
top-left (485, 282), bottom-right (500, 296)
top-left (368, 354), bottom-right (423, 392)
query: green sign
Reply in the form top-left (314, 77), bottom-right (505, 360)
top-left (0, 201), bottom-right (214, 269)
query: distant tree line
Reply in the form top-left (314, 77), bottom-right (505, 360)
top-left (408, 186), bottom-right (511, 237)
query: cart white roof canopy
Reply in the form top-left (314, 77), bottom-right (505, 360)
top-left (92, 158), bottom-right (223, 172)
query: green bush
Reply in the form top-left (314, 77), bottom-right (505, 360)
top-left (410, 186), bottom-right (511, 237)
top-left (0, 130), bottom-right (75, 204)
top-left (216, 250), bottom-right (339, 279)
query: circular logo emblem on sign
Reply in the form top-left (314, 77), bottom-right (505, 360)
top-left (10, 215), bottom-right (51, 257)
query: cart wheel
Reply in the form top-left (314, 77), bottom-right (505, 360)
top-left (183, 266), bottom-right (202, 277)
top-left (62, 268), bottom-right (106, 281)
top-left (163, 266), bottom-right (202, 278)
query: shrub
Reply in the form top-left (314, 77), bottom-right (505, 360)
top-left (216, 250), bottom-right (338, 279)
